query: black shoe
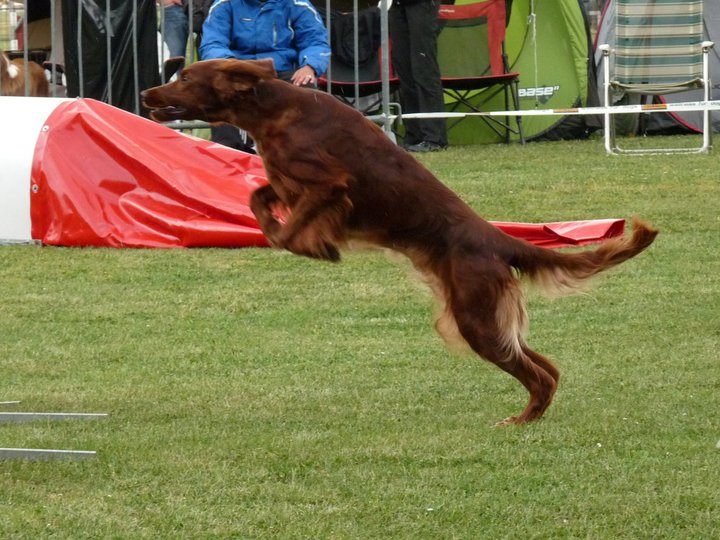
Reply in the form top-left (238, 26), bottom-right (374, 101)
top-left (407, 141), bottom-right (447, 153)
top-left (400, 138), bottom-right (422, 150)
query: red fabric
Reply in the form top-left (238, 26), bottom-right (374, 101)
top-left (28, 98), bottom-right (624, 250)
top-left (492, 219), bottom-right (625, 249)
top-left (30, 99), bottom-right (269, 248)
top-left (438, 0), bottom-right (507, 76)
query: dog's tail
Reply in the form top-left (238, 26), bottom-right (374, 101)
top-left (1, 51), bottom-right (20, 80)
top-left (509, 216), bottom-right (658, 296)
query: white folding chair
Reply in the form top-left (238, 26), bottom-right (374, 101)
top-left (599, 0), bottom-right (714, 154)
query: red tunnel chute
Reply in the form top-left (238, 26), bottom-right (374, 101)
top-left (13, 98), bottom-right (624, 249)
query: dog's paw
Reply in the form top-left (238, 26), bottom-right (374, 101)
top-left (282, 234), bottom-right (341, 262)
top-left (255, 218), bottom-right (282, 245)
top-left (321, 242), bottom-right (341, 262)
top-left (303, 242), bottom-right (341, 262)
top-left (494, 416), bottom-right (521, 427)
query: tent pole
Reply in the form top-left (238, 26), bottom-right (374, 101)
top-left (530, 0), bottom-right (539, 108)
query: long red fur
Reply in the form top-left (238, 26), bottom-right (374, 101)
top-left (143, 59), bottom-right (659, 425)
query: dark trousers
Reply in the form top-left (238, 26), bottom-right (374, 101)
top-left (210, 123), bottom-right (254, 152)
top-left (389, 0), bottom-right (447, 146)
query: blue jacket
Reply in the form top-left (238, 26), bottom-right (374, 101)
top-left (199, 0), bottom-right (331, 76)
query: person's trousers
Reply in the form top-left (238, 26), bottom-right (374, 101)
top-left (162, 5), bottom-right (189, 59)
top-left (389, 0), bottom-right (447, 146)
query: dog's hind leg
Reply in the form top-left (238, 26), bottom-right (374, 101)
top-left (446, 260), bottom-right (558, 425)
top-left (522, 344), bottom-right (560, 384)
top-left (491, 345), bottom-right (558, 425)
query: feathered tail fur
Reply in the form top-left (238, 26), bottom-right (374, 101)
top-left (511, 216), bottom-right (659, 296)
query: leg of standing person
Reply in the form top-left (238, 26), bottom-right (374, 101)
top-left (163, 4), bottom-right (189, 59)
top-left (403, 0), bottom-right (447, 150)
top-left (389, 3), bottom-right (424, 147)
top-left (210, 123), bottom-right (254, 152)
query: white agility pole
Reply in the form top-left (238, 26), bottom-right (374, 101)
top-left (378, 99), bottom-right (720, 121)
top-left (0, 401), bottom-right (107, 460)
top-left (0, 448), bottom-right (97, 461)
top-left (0, 412), bottom-right (108, 423)
top-left (0, 401), bottom-right (21, 407)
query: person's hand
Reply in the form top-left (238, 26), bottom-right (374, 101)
top-left (291, 65), bottom-right (317, 87)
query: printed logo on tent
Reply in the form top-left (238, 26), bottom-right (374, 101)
top-left (519, 85), bottom-right (560, 103)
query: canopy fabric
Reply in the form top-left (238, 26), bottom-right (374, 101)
top-left (28, 98), bottom-right (623, 249)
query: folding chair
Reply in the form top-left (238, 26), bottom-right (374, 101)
top-left (318, 6), bottom-right (399, 114)
top-left (437, 0), bottom-right (524, 143)
top-left (599, 0), bottom-right (714, 154)
top-left (317, 49), bottom-right (399, 114)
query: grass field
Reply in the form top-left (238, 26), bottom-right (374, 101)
top-left (1, 136), bottom-right (719, 538)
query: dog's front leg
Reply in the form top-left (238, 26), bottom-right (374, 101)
top-left (249, 184), bottom-right (284, 244)
top-left (275, 185), bottom-right (352, 262)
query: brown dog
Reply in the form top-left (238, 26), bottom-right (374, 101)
top-left (1, 52), bottom-right (49, 97)
top-left (143, 59), bottom-right (658, 425)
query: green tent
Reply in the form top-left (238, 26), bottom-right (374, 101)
top-left (443, 0), bottom-right (600, 144)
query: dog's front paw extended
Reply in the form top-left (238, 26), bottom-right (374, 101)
top-left (300, 242), bottom-right (341, 262)
top-left (319, 242), bottom-right (340, 262)
top-left (281, 239), bottom-right (340, 262)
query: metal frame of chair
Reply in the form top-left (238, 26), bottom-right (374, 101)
top-left (600, 0), bottom-right (714, 155)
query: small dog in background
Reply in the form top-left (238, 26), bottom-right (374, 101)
top-left (1, 51), bottom-right (49, 97)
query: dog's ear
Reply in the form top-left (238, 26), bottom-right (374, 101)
top-left (252, 58), bottom-right (278, 79)
top-left (216, 58), bottom-right (278, 93)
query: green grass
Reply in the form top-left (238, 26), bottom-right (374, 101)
top-left (1, 136), bottom-right (719, 538)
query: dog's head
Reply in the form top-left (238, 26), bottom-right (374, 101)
top-left (142, 58), bottom-right (277, 124)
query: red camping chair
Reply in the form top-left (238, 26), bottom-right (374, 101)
top-left (437, 0), bottom-right (524, 143)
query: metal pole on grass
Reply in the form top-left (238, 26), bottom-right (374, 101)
top-left (132, 0), bottom-right (140, 114)
top-left (0, 402), bottom-right (107, 461)
top-left (0, 412), bottom-right (108, 423)
top-left (379, 0), bottom-right (393, 138)
top-left (22, 0), bottom-right (28, 95)
top-left (105, 0), bottom-right (112, 105)
top-left (0, 448), bottom-right (97, 461)
top-left (353, 0), bottom-right (359, 107)
top-left (77, 0), bottom-right (84, 98)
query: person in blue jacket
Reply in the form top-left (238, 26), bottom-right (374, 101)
top-left (199, 0), bottom-right (330, 151)
top-left (200, 0), bottom-right (330, 86)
